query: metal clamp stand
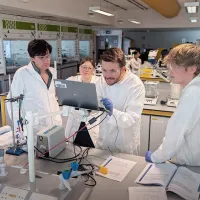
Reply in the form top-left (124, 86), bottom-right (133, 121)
top-left (5, 75), bottom-right (25, 156)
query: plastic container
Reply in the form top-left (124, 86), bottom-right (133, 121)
top-left (145, 81), bottom-right (159, 98)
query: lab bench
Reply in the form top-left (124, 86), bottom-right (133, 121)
top-left (3, 145), bottom-right (200, 200)
top-left (140, 103), bottom-right (176, 157)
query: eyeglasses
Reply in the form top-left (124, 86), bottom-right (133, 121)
top-left (80, 65), bottom-right (94, 71)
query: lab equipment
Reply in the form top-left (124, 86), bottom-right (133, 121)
top-left (0, 149), bottom-right (7, 176)
top-left (73, 121), bottom-right (95, 148)
top-left (144, 81), bottom-right (159, 105)
top-left (55, 79), bottom-right (101, 111)
top-left (36, 125), bottom-right (66, 158)
top-left (101, 98), bottom-right (113, 116)
top-left (167, 83), bottom-right (181, 107)
top-left (64, 75), bottom-right (99, 145)
top-left (5, 75), bottom-right (25, 156)
top-left (148, 50), bottom-right (158, 64)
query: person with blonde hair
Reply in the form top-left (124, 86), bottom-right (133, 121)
top-left (146, 44), bottom-right (200, 166)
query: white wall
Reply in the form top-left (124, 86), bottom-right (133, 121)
top-left (124, 29), bottom-right (200, 51)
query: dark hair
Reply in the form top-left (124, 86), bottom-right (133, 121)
top-left (161, 49), bottom-right (169, 58)
top-left (28, 39), bottom-right (52, 58)
top-left (80, 57), bottom-right (95, 68)
top-left (140, 52), bottom-right (149, 64)
top-left (133, 50), bottom-right (140, 55)
top-left (100, 47), bottom-right (126, 68)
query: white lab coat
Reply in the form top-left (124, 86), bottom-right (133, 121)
top-left (127, 57), bottom-right (141, 76)
top-left (96, 70), bottom-right (145, 154)
top-left (7, 62), bottom-right (62, 132)
top-left (64, 75), bottom-right (99, 143)
top-left (151, 76), bottom-right (200, 166)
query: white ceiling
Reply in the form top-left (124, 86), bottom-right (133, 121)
top-left (0, 0), bottom-right (199, 29)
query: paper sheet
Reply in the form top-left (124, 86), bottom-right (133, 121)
top-left (96, 156), bottom-right (136, 182)
top-left (128, 187), bottom-right (167, 200)
top-left (135, 163), bottom-right (177, 188)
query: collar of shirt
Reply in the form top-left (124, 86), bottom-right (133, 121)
top-left (32, 62), bottom-right (53, 89)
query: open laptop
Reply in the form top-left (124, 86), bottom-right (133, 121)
top-left (55, 79), bottom-right (102, 148)
top-left (55, 79), bottom-right (100, 111)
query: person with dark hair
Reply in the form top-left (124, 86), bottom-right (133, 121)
top-left (7, 39), bottom-right (62, 131)
top-left (95, 47), bottom-right (145, 154)
top-left (157, 49), bottom-right (169, 68)
top-left (127, 50), bottom-right (141, 76)
top-left (140, 52), bottom-right (152, 69)
top-left (64, 57), bottom-right (99, 147)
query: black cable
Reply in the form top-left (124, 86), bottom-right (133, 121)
top-left (72, 136), bottom-right (77, 161)
top-left (34, 146), bottom-right (82, 162)
top-left (85, 174), bottom-right (96, 187)
top-left (88, 113), bottom-right (108, 131)
top-left (88, 111), bottom-right (105, 125)
top-left (112, 114), bottom-right (120, 153)
top-left (78, 148), bottom-right (90, 164)
top-left (34, 147), bottom-right (96, 186)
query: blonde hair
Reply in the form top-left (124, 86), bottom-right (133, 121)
top-left (164, 44), bottom-right (200, 76)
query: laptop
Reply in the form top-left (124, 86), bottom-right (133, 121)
top-left (55, 79), bottom-right (100, 111)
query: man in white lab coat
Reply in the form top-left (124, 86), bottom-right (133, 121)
top-left (146, 44), bottom-right (200, 166)
top-left (7, 39), bottom-right (62, 132)
top-left (96, 47), bottom-right (145, 154)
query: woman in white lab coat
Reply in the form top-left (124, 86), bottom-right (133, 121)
top-left (64, 58), bottom-right (99, 146)
top-left (128, 50), bottom-right (141, 76)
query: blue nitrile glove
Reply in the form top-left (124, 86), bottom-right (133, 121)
top-left (145, 150), bottom-right (153, 163)
top-left (101, 98), bottom-right (113, 116)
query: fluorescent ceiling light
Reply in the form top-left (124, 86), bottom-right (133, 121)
top-left (89, 6), bottom-right (114, 16)
top-left (184, 2), bottom-right (199, 13)
top-left (190, 17), bottom-right (198, 23)
top-left (129, 19), bottom-right (141, 24)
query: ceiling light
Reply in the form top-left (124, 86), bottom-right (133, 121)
top-left (20, 0), bottom-right (30, 2)
top-left (184, 2), bottom-right (199, 14)
top-left (129, 19), bottom-right (141, 24)
top-left (190, 17), bottom-right (198, 23)
top-left (118, 19), bottom-right (124, 24)
top-left (89, 6), bottom-right (114, 16)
